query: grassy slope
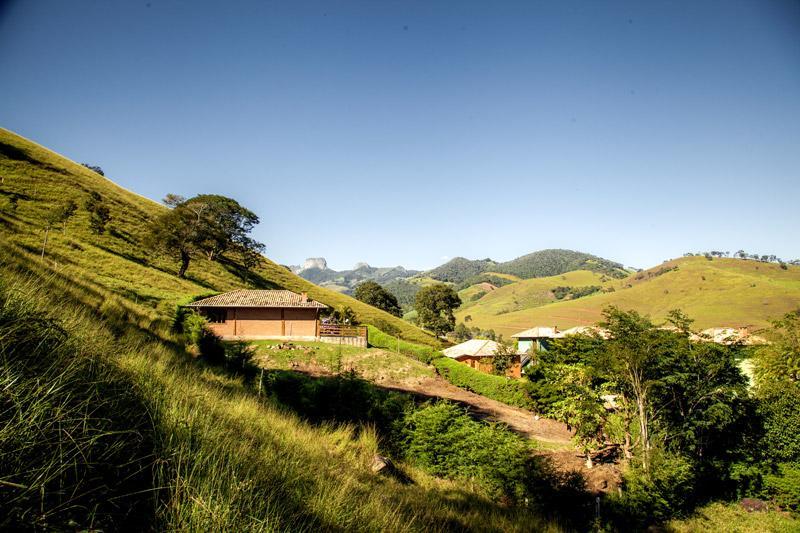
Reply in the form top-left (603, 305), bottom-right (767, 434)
top-left (0, 128), bottom-right (557, 530)
top-left (0, 127), bottom-right (439, 347)
top-left (457, 270), bottom-right (607, 320)
top-left (459, 256), bottom-right (800, 337)
top-left (1, 271), bottom-right (549, 532)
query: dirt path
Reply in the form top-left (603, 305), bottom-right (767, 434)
top-left (260, 355), bottom-right (621, 493)
top-left (381, 375), bottom-right (574, 445)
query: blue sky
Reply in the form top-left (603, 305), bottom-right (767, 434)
top-left (1, 0), bottom-right (798, 271)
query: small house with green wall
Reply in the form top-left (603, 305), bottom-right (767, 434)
top-left (511, 326), bottom-right (560, 353)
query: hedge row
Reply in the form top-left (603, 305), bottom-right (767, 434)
top-left (432, 357), bottom-right (534, 409)
top-left (367, 325), bottom-right (441, 363)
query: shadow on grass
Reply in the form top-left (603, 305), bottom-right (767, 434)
top-left (245, 367), bottom-right (596, 531)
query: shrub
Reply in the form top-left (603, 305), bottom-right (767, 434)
top-left (397, 402), bottom-right (531, 500)
top-left (224, 341), bottom-right (256, 372)
top-left (764, 463), bottom-right (800, 512)
top-left (606, 451), bottom-right (696, 528)
top-left (433, 357), bottom-right (533, 409)
top-left (182, 311), bottom-right (225, 364)
top-left (263, 370), bottom-right (412, 434)
top-left (367, 325), bottom-right (440, 363)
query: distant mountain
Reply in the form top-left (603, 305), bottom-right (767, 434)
top-left (423, 249), bottom-right (626, 284)
top-left (292, 258), bottom-right (420, 293)
top-left (424, 257), bottom-right (498, 284)
top-left (493, 249), bottom-right (628, 279)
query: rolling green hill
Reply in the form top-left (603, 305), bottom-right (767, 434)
top-left (456, 270), bottom-right (608, 322)
top-left (0, 127), bottom-right (439, 347)
top-left (457, 256), bottom-right (800, 338)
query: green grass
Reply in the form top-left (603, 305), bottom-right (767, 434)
top-left (0, 127), bottom-right (440, 347)
top-left (252, 340), bottom-right (435, 382)
top-left (667, 502), bottom-right (800, 532)
top-left (0, 242), bottom-right (559, 532)
top-left (457, 269), bottom-right (608, 317)
top-left (459, 257), bottom-right (800, 338)
top-left (368, 325), bottom-right (442, 363)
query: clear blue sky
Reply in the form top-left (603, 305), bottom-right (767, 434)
top-left (1, 0), bottom-right (798, 271)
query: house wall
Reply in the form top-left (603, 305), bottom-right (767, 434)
top-left (202, 307), bottom-right (319, 339)
top-left (517, 339), bottom-right (534, 354)
top-left (455, 355), bottom-right (522, 379)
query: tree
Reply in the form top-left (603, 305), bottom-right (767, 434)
top-left (754, 311), bottom-right (800, 392)
top-left (453, 322), bottom-right (472, 342)
top-left (84, 192), bottom-right (111, 234)
top-left (599, 307), bottom-right (663, 472)
top-left (146, 194), bottom-right (264, 278)
top-left (491, 342), bottom-right (516, 376)
top-left (81, 163), bottom-right (104, 176)
top-left (353, 281), bottom-right (402, 317)
top-left (414, 284), bottom-right (461, 336)
top-left (40, 201), bottom-right (78, 258)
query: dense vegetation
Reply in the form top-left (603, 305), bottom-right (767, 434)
top-left (520, 307), bottom-right (800, 527)
top-left (493, 249), bottom-right (628, 279)
top-left (425, 257), bottom-right (498, 283)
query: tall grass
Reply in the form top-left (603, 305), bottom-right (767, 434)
top-left (0, 266), bottom-right (560, 531)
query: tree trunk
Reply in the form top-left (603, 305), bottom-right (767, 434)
top-left (41, 227), bottom-right (50, 260)
top-left (178, 249), bottom-right (190, 278)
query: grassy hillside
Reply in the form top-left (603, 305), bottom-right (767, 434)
top-left (459, 256), bottom-right (800, 337)
top-left (0, 127), bottom-right (570, 530)
top-left (0, 127), bottom-right (439, 347)
top-left (456, 270), bottom-right (608, 321)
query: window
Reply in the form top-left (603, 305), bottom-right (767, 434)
top-left (205, 309), bottom-right (226, 323)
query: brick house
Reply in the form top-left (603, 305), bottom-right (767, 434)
top-left (443, 339), bottom-right (522, 378)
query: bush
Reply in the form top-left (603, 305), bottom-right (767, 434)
top-left (182, 311), bottom-right (225, 364)
top-left (224, 341), bottom-right (256, 372)
top-left (606, 451), bottom-right (696, 528)
top-left (397, 402), bottom-right (531, 500)
top-left (263, 370), bottom-right (412, 434)
top-left (432, 357), bottom-right (534, 409)
top-left (368, 325), bottom-right (441, 363)
top-left (764, 463), bottom-right (800, 512)
top-left (759, 385), bottom-right (800, 463)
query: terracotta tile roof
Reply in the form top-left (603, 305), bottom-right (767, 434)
top-left (186, 290), bottom-right (328, 309)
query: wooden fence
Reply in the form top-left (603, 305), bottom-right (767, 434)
top-left (318, 324), bottom-right (368, 339)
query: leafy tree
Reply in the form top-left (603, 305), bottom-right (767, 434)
top-left (53, 200), bottom-right (77, 234)
top-left (81, 163), bottom-right (104, 176)
top-left (453, 322), bottom-right (471, 342)
top-left (414, 284), bottom-right (461, 336)
top-left (754, 310), bottom-right (800, 391)
top-left (330, 305), bottom-right (357, 325)
top-left (39, 200), bottom-right (78, 258)
top-left (491, 342), bottom-right (517, 376)
top-left (353, 280), bottom-right (402, 317)
top-left (146, 194), bottom-right (264, 278)
top-left (84, 192), bottom-right (111, 234)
